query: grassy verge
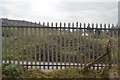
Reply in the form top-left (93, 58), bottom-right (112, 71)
top-left (3, 63), bottom-right (119, 79)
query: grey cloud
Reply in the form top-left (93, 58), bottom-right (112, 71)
top-left (52, 2), bottom-right (118, 23)
top-left (0, 1), bottom-right (118, 24)
top-left (54, 2), bottom-right (117, 12)
top-left (1, 1), bottom-right (32, 19)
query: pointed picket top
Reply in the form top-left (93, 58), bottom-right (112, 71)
top-left (51, 22), bottom-right (53, 27)
top-left (68, 22), bottom-right (71, 27)
top-left (108, 24), bottom-right (110, 29)
top-left (100, 23), bottom-right (102, 28)
top-left (84, 23), bottom-right (86, 28)
top-left (35, 21), bottom-right (36, 24)
top-left (64, 22), bottom-right (66, 27)
top-left (116, 24), bottom-right (118, 28)
top-left (43, 22), bottom-right (45, 26)
top-left (80, 23), bottom-right (82, 28)
top-left (76, 22), bottom-right (78, 29)
top-left (72, 23), bottom-right (74, 28)
top-left (94, 23), bottom-right (98, 33)
top-left (38, 22), bottom-right (41, 27)
top-left (87, 23), bottom-right (90, 28)
top-left (104, 24), bottom-right (106, 29)
top-left (76, 22), bottom-right (78, 28)
top-left (60, 22), bottom-right (62, 27)
top-left (112, 24), bottom-right (114, 28)
top-left (92, 23), bottom-right (94, 28)
top-left (47, 22), bottom-right (49, 27)
top-left (96, 23), bottom-right (98, 28)
top-left (39, 22), bottom-right (41, 26)
top-left (26, 21), bottom-right (28, 26)
top-left (55, 22), bottom-right (58, 27)
top-left (35, 22), bottom-right (38, 27)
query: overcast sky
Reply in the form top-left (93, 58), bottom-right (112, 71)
top-left (0, 0), bottom-right (119, 24)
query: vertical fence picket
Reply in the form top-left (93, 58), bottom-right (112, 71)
top-left (36, 23), bottom-right (39, 68)
top-left (2, 27), bottom-right (3, 63)
top-left (96, 23), bottom-right (99, 70)
top-left (46, 23), bottom-right (49, 69)
top-left (80, 23), bottom-right (82, 68)
top-left (43, 22), bottom-right (46, 69)
top-left (30, 23), bottom-right (33, 68)
top-left (6, 27), bottom-right (8, 63)
top-left (4, 27), bottom-right (6, 63)
top-left (64, 23), bottom-right (67, 68)
top-left (8, 27), bottom-right (11, 63)
top-left (68, 23), bottom-right (71, 67)
top-left (34, 23), bottom-right (37, 68)
top-left (38, 22), bottom-right (41, 69)
top-left (112, 24), bottom-right (115, 66)
top-left (108, 24), bottom-right (111, 68)
top-left (1, 27), bottom-right (3, 62)
top-left (87, 23), bottom-right (90, 67)
top-left (26, 23), bottom-right (28, 68)
top-left (2, 28), bottom-right (3, 63)
top-left (51, 22), bottom-right (54, 69)
top-left (21, 24), bottom-right (23, 66)
top-left (92, 23), bottom-right (95, 69)
top-left (60, 22), bottom-right (62, 69)
top-left (5, 27), bottom-right (7, 63)
top-left (47, 22), bottom-right (50, 69)
top-left (11, 27), bottom-right (13, 63)
top-left (18, 23), bottom-right (20, 65)
top-left (116, 24), bottom-right (119, 67)
top-left (100, 24), bottom-right (103, 69)
top-left (55, 22), bottom-right (58, 69)
top-left (114, 25), bottom-right (118, 66)
top-left (114, 24), bottom-right (116, 66)
top-left (84, 23), bottom-right (86, 67)
top-left (115, 24), bottom-right (118, 66)
top-left (104, 24), bottom-right (107, 68)
top-left (4, 28), bottom-right (7, 63)
top-left (72, 23), bottom-right (75, 67)
top-left (76, 22), bottom-right (79, 67)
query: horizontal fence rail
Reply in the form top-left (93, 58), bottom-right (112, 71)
top-left (2, 26), bottom-right (120, 30)
top-left (2, 22), bottom-right (119, 70)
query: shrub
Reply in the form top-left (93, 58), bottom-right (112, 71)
top-left (2, 63), bottom-right (27, 78)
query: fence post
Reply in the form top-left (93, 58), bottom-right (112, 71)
top-left (0, 18), bottom-right (2, 79)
